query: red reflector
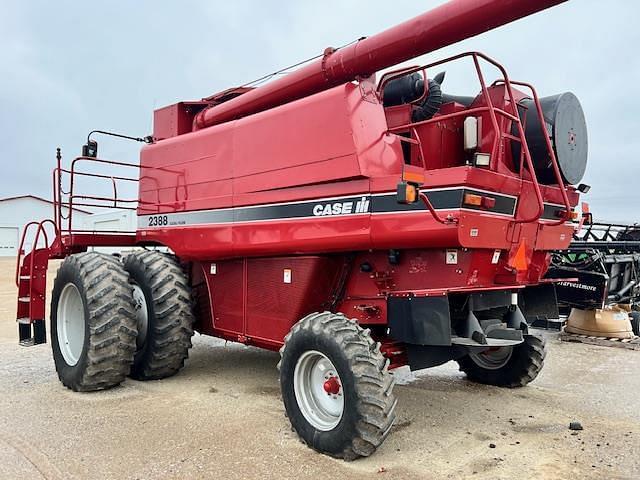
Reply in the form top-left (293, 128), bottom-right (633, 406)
top-left (481, 196), bottom-right (496, 209)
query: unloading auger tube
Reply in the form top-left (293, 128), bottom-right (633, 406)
top-left (193, 0), bottom-right (567, 129)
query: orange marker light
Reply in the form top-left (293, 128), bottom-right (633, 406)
top-left (396, 181), bottom-right (419, 204)
top-left (406, 184), bottom-right (418, 203)
top-left (402, 170), bottom-right (425, 185)
top-left (463, 193), bottom-right (483, 206)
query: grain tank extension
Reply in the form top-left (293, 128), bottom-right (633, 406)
top-left (16, 0), bottom-right (588, 459)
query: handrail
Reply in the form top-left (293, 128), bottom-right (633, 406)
top-left (419, 193), bottom-right (457, 225)
top-left (15, 221), bottom-right (39, 287)
top-left (382, 51), bottom-right (546, 224)
top-left (378, 66), bottom-right (430, 107)
top-left (504, 79), bottom-right (573, 225)
top-left (388, 106), bottom-right (519, 133)
top-left (15, 219), bottom-right (57, 287)
top-left (55, 155), bottom-right (144, 236)
top-left (472, 52), bottom-right (545, 223)
top-left (18, 150), bottom-right (146, 292)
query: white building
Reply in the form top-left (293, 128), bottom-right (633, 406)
top-left (0, 195), bottom-right (92, 257)
top-left (0, 195), bottom-right (140, 257)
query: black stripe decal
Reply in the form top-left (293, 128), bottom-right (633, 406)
top-left (234, 195), bottom-right (371, 222)
top-left (139, 188), bottom-right (517, 228)
top-left (541, 203), bottom-right (566, 221)
top-left (373, 189), bottom-right (464, 213)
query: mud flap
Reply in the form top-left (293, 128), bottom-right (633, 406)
top-left (406, 344), bottom-right (467, 370)
top-left (520, 284), bottom-right (561, 327)
top-left (388, 296), bottom-right (451, 346)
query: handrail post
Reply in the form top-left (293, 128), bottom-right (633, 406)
top-left (419, 193), bottom-right (458, 225)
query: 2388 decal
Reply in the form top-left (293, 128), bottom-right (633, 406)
top-left (148, 215), bottom-right (168, 226)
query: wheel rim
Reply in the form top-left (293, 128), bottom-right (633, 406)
top-left (469, 346), bottom-right (513, 370)
top-left (56, 283), bottom-right (86, 366)
top-left (132, 284), bottom-right (149, 350)
top-left (293, 350), bottom-right (344, 431)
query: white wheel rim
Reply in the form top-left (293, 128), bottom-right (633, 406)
top-left (469, 346), bottom-right (513, 370)
top-left (293, 350), bottom-right (344, 431)
top-left (132, 284), bottom-right (149, 350)
top-left (56, 283), bottom-right (86, 366)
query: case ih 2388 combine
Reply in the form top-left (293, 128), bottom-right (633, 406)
top-left (16, 0), bottom-right (588, 459)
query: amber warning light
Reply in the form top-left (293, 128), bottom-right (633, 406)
top-left (397, 182), bottom-right (419, 204)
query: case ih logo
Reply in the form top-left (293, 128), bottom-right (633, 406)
top-left (312, 196), bottom-right (370, 216)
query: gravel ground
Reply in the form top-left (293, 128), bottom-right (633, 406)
top-left (0, 258), bottom-right (638, 479)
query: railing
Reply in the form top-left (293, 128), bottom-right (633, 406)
top-left (52, 150), bottom-right (143, 237)
top-left (15, 219), bottom-right (57, 287)
top-left (380, 51), bottom-right (573, 225)
top-left (16, 150), bottom-right (145, 286)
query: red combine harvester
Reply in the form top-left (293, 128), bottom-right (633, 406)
top-left (16, 0), bottom-right (588, 459)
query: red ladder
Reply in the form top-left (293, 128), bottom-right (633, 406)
top-left (15, 220), bottom-right (56, 346)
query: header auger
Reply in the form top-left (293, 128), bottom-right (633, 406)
top-left (17, 0), bottom-right (587, 459)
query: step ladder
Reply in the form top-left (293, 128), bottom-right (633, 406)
top-left (16, 248), bottom-right (50, 346)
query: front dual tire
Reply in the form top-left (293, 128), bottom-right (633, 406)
top-left (51, 253), bottom-right (137, 391)
top-left (123, 251), bottom-right (195, 380)
top-left (51, 251), bottom-right (194, 391)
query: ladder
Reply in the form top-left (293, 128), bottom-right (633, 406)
top-left (15, 221), bottom-right (55, 346)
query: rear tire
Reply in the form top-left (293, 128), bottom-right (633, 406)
top-left (123, 250), bottom-right (195, 380)
top-left (630, 311), bottom-right (640, 337)
top-left (51, 252), bottom-right (137, 392)
top-left (278, 312), bottom-right (397, 460)
top-left (456, 334), bottom-right (546, 388)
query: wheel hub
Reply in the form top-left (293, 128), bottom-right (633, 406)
top-left (469, 345), bottom-right (513, 370)
top-left (56, 283), bottom-right (86, 366)
top-left (323, 376), bottom-right (341, 395)
top-left (293, 350), bottom-right (344, 431)
top-left (132, 284), bottom-right (149, 350)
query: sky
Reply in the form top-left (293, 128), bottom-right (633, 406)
top-left (1, 0), bottom-right (639, 222)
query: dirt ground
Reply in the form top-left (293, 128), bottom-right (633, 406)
top-left (0, 258), bottom-right (638, 479)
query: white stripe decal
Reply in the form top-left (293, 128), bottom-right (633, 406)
top-left (138, 188), bottom-right (519, 229)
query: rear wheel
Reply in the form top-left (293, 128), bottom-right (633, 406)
top-left (279, 312), bottom-right (397, 460)
top-left (123, 250), bottom-right (195, 380)
top-left (51, 252), bottom-right (137, 391)
top-left (456, 334), bottom-right (546, 388)
top-left (630, 311), bottom-right (640, 337)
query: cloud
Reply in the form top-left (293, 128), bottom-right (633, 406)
top-left (0, 0), bottom-right (638, 222)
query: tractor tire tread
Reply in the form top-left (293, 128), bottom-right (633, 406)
top-left (279, 311), bottom-right (397, 460)
top-left (124, 251), bottom-right (195, 380)
top-left (52, 252), bottom-right (137, 392)
top-left (457, 334), bottom-right (547, 388)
